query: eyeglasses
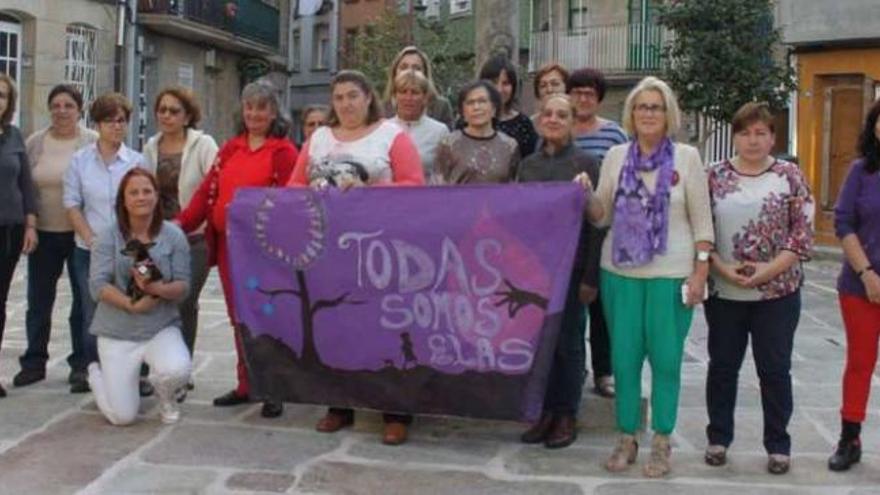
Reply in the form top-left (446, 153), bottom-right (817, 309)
top-left (157, 105), bottom-right (183, 116)
top-left (538, 79), bottom-right (565, 90)
top-left (101, 117), bottom-right (128, 126)
top-left (634, 104), bottom-right (666, 115)
top-left (570, 88), bottom-right (599, 100)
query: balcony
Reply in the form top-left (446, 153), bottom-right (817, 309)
top-left (138, 0), bottom-right (281, 55)
top-left (528, 22), bottom-right (670, 76)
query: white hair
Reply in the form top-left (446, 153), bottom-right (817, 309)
top-left (621, 76), bottom-right (681, 138)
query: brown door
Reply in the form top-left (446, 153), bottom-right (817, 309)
top-left (817, 79), bottom-right (865, 243)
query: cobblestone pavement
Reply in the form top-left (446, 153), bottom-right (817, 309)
top-left (0, 260), bottom-right (878, 494)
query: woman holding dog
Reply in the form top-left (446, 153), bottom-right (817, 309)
top-left (287, 70), bottom-right (423, 446)
top-left (703, 102), bottom-right (814, 474)
top-left (177, 80), bottom-right (297, 418)
top-left (87, 168), bottom-right (191, 425)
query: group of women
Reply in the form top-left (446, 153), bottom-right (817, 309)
top-left (0, 43), bottom-right (878, 479)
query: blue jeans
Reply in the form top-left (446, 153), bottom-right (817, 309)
top-left (543, 270), bottom-right (587, 416)
top-left (20, 231), bottom-right (82, 371)
top-left (69, 246), bottom-right (98, 370)
top-left (704, 291), bottom-right (801, 455)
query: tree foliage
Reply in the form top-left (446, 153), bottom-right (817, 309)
top-left (344, 6), bottom-right (475, 105)
top-left (656, 0), bottom-right (796, 135)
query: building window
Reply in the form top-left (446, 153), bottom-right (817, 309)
top-left (425, 0), bottom-right (440, 19)
top-left (0, 18), bottom-right (22, 125)
top-left (449, 0), bottom-right (471, 16)
top-left (568, 0), bottom-right (589, 31)
top-left (312, 23), bottom-right (330, 70)
top-left (291, 29), bottom-right (301, 72)
top-left (64, 24), bottom-right (97, 118)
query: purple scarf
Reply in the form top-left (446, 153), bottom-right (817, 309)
top-left (611, 137), bottom-right (675, 268)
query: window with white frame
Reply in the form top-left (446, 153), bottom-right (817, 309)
top-left (312, 24), bottom-right (330, 70)
top-left (424, 0), bottom-right (440, 19)
top-left (568, 0), bottom-right (589, 31)
top-left (65, 24), bottom-right (97, 116)
top-left (449, 0), bottom-right (471, 16)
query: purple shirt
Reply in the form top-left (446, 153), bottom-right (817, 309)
top-left (834, 159), bottom-right (880, 297)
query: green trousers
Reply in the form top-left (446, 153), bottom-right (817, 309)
top-left (600, 269), bottom-right (694, 435)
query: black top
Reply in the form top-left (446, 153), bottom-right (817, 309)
top-left (0, 125), bottom-right (37, 226)
top-left (518, 141), bottom-right (603, 287)
top-left (497, 113), bottom-right (539, 158)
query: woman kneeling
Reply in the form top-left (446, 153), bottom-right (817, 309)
top-left (88, 168), bottom-right (192, 425)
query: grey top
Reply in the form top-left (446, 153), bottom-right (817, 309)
top-left (89, 221), bottom-right (191, 341)
top-left (0, 125), bottom-right (37, 225)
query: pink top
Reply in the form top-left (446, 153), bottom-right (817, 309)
top-left (288, 120), bottom-right (424, 187)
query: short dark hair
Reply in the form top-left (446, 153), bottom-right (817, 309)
top-left (567, 68), bottom-right (607, 102)
top-left (533, 62), bottom-right (570, 99)
top-left (47, 84), bottom-right (85, 113)
top-left (116, 168), bottom-right (164, 240)
top-left (731, 101), bottom-right (775, 135)
top-left (859, 98), bottom-right (880, 174)
top-left (326, 70), bottom-right (383, 128)
top-left (90, 92), bottom-right (132, 123)
top-left (478, 55), bottom-right (519, 111)
top-left (0, 73), bottom-right (17, 127)
top-left (456, 80), bottom-right (502, 117)
top-left (154, 86), bottom-right (202, 129)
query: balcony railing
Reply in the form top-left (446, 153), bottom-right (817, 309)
top-left (139, 0), bottom-right (280, 48)
top-left (528, 22), bottom-right (670, 74)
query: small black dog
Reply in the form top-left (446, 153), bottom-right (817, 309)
top-left (120, 239), bottom-right (163, 302)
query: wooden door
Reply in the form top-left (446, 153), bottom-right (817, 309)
top-left (816, 79), bottom-right (865, 243)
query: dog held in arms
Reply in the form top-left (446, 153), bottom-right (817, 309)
top-left (121, 239), bottom-right (162, 302)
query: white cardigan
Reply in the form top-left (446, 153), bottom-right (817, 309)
top-left (142, 128), bottom-right (219, 211)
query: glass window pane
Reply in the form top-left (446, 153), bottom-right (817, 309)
top-left (0, 60), bottom-right (7, 74)
top-left (9, 33), bottom-right (16, 57)
top-left (8, 61), bottom-right (16, 78)
top-left (0, 33), bottom-right (7, 57)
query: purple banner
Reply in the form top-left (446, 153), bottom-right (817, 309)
top-left (227, 184), bottom-right (583, 422)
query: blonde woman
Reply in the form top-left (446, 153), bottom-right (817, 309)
top-left (382, 46), bottom-right (454, 128)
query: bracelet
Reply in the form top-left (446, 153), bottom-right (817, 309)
top-left (857, 265), bottom-right (874, 278)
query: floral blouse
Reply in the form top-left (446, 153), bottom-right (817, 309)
top-left (708, 158), bottom-right (815, 301)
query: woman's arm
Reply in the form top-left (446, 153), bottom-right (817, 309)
top-left (63, 155), bottom-right (96, 247)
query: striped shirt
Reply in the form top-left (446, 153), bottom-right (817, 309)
top-left (573, 119), bottom-right (628, 162)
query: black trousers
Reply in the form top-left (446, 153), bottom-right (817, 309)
top-left (0, 224), bottom-right (24, 350)
top-left (704, 291), bottom-right (801, 455)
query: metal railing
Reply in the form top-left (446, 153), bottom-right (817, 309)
top-left (138, 0), bottom-right (280, 48)
top-left (528, 22), bottom-right (670, 74)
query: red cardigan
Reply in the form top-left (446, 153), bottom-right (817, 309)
top-left (177, 134), bottom-right (298, 266)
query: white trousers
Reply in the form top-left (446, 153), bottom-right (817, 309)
top-left (88, 326), bottom-right (192, 426)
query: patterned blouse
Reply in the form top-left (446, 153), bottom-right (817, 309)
top-left (707, 157), bottom-right (815, 301)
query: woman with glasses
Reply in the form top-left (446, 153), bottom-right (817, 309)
top-left (581, 77), bottom-right (714, 477)
top-left (14, 85), bottom-right (97, 391)
top-left (0, 74), bottom-right (38, 398)
top-left (433, 80), bottom-right (519, 184)
top-left (143, 87), bottom-right (218, 367)
top-left (63, 92), bottom-right (146, 394)
top-left (530, 62), bottom-right (570, 124)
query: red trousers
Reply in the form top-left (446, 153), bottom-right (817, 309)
top-left (840, 294), bottom-right (880, 422)
top-left (216, 233), bottom-right (250, 397)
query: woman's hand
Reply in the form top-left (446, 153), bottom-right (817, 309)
top-left (684, 271), bottom-right (708, 307)
top-left (740, 262), bottom-right (776, 288)
top-left (129, 295), bottom-right (160, 314)
top-left (22, 227), bottom-right (38, 255)
top-left (862, 270), bottom-right (880, 304)
top-left (573, 172), bottom-right (594, 193)
top-left (712, 259), bottom-right (748, 286)
top-left (578, 283), bottom-right (598, 305)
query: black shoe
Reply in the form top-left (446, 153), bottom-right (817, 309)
top-left (767, 454), bottom-right (790, 475)
top-left (68, 369), bottom-right (87, 385)
top-left (139, 378), bottom-right (154, 397)
top-left (213, 390), bottom-right (249, 407)
top-left (13, 368), bottom-right (46, 387)
top-left (70, 376), bottom-right (90, 394)
top-left (520, 412), bottom-right (555, 444)
top-left (828, 438), bottom-right (861, 471)
top-left (261, 400), bottom-right (284, 418)
top-left (0, 383), bottom-right (6, 398)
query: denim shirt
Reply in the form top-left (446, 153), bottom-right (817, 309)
top-left (89, 221), bottom-right (191, 341)
top-left (63, 142), bottom-right (145, 249)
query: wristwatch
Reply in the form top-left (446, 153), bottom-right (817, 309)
top-left (696, 250), bottom-right (711, 262)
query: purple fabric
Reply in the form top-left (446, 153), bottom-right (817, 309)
top-left (226, 184), bottom-right (584, 421)
top-left (611, 137), bottom-right (675, 267)
top-left (835, 159), bottom-right (880, 298)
